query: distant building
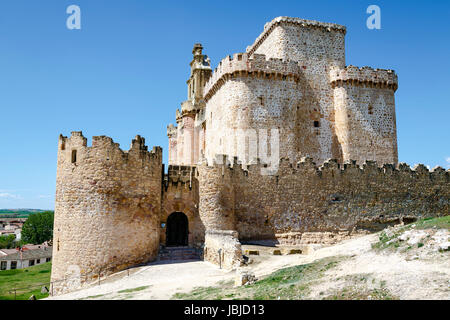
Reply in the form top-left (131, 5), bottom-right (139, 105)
top-left (0, 244), bottom-right (52, 271)
top-left (0, 229), bottom-right (17, 237)
top-left (0, 218), bottom-right (25, 240)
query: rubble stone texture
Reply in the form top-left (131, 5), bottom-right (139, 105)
top-left (51, 17), bottom-right (449, 295)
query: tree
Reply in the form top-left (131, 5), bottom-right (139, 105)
top-left (21, 211), bottom-right (54, 244)
top-left (0, 234), bottom-right (17, 249)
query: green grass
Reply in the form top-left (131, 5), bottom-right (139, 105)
top-left (413, 216), bottom-right (450, 230)
top-left (173, 256), bottom-right (346, 300)
top-left (322, 274), bottom-right (397, 300)
top-left (0, 262), bottom-right (51, 300)
top-left (79, 294), bottom-right (105, 300)
top-left (324, 286), bottom-right (398, 300)
top-left (118, 285), bottom-right (150, 294)
top-left (372, 216), bottom-right (450, 251)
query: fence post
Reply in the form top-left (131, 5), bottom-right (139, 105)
top-left (98, 269), bottom-right (101, 286)
top-left (14, 288), bottom-right (16, 300)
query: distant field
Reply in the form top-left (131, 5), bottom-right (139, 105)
top-left (0, 262), bottom-right (52, 300)
top-left (0, 209), bottom-right (49, 218)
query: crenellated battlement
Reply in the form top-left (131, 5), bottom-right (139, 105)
top-left (246, 16), bottom-right (346, 56)
top-left (204, 52), bottom-right (301, 101)
top-left (200, 154), bottom-right (449, 181)
top-left (330, 65), bottom-right (398, 91)
top-left (53, 132), bottom-right (163, 295)
top-left (58, 131), bottom-right (162, 166)
top-left (167, 124), bottom-right (177, 137)
top-left (198, 154), bottom-right (449, 241)
top-left (165, 165), bottom-right (196, 186)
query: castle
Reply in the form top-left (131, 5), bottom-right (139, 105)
top-left (50, 17), bottom-right (449, 295)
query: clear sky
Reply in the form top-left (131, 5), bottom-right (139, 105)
top-left (0, 0), bottom-right (449, 209)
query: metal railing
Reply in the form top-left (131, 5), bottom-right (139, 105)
top-left (4, 246), bottom-right (205, 299)
top-left (5, 264), bottom-right (138, 300)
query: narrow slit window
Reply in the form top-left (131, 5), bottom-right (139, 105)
top-left (258, 96), bottom-right (264, 106)
top-left (71, 150), bottom-right (77, 163)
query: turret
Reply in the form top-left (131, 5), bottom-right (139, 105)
top-left (51, 132), bottom-right (163, 295)
top-left (172, 44), bottom-right (212, 166)
top-left (186, 43), bottom-right (212, 104)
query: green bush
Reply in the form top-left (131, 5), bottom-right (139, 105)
top-left (0, 234), bottom-right (18, 249)
top-left (21, 211), bottom-right (54, 244)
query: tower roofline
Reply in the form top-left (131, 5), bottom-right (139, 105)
top-left (246, 16), bottom-right (346, 56)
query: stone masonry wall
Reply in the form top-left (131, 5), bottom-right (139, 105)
top-left (197, 156), bottom-right (449, 242)
top-left (51, 132), bottom-right (162, 295)
top-left (203, 52), bottom-right (338, 167)
top-left (202, 16), bottom-right (399, 167)
top-left (204, 229), bottom-right (242, 270)
top-left (248, 17), bottom-right (347, 165)
top-left (198, 156), bottom-right (236, 231)
top-left (204, 62), bottom-right (303, 167)
top-left (331, 66), bottom-right (398, 165)
top-left (161, 165), bottom-right (204, 248)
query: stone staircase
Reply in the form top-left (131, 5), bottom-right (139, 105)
top-left (158, 246), bottom-right (201, 261)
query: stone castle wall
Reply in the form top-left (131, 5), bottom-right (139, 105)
top-left (52, 16), bottom-right (429, 293)
top-left (248, 17), bottom-right (347, 165)
top-left (204, 230), bottom-right (242, 270)
top-left (198, 156), bottom-right (449, 242)
top-left (202, 16), bottom-right (398, 168)
top-left (204, 53), bottom-right (303, 168)
top-left (198, 157), bottom-right (236, 231)
top-left (332, 66), bottom-right (398, 165)
top-left (51, 132), bottom-right (162, 295)
top-left (161, 165), bottom-right (204, 248)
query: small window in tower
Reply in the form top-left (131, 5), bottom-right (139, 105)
top-left (237, 54), bottom-right (242, 61)
top-left (258, 96), bottom-right (264, 106)
top-left (71, 150), bottom-right (77, 164)
top-left (368, 105), bottom-right (373, 115)
top-left (61, 141), bottom-right (65, 150)
top-left (313, 120), bottom-right (320, 128)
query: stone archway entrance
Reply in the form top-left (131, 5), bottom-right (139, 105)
top-left (166, 212), bottom-right (189, 247)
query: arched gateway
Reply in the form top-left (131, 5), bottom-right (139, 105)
top-left (166, 212), bottom-right (189, 246)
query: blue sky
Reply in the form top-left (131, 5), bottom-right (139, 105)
top-left (0, 0), bottom-right (449, 209)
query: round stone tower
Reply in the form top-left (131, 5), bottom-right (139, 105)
top-left (51, 132), bottom-right (162, 295)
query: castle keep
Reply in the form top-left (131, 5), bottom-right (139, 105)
top-left (51, 17), bottom-right (449, 295)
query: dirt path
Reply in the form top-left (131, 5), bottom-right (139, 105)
top-left (47, 260), bottom-right (235, 300)
top-left (47, 231), bottom-right (450, 300)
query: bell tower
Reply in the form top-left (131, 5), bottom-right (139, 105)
top-left (168, 44), bottom-right (212, 166)
top-left (186, 43), bottom-right (212, 104)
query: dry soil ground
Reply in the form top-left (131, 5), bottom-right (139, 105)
top-left (47, 219), bottom-right (450, 300)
